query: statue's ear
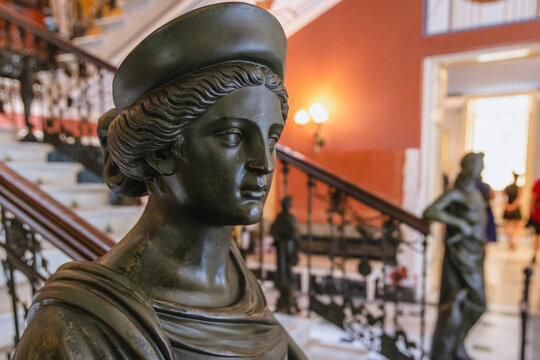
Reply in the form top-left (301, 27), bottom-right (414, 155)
top-left (145, 149), bottom-right (175, 176)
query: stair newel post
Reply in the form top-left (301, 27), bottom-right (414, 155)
top-left (420, 234), bottom-right (428, 359)
top-left (306, 175), bottom-right (314, 315)
top-left (520, 266), bottom-right (533, 360)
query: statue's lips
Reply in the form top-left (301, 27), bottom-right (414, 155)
top-left (241, 186), bottom-right (267, 199)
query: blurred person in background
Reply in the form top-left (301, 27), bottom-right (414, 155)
top-left (503, 172), bottom-right (522, 250)
top-left (477, 178), bottom-right (497, 244)
top-left (527, 178), bottom-right (540, 263)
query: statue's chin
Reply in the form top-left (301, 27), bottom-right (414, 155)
top-left (241, 206), bottom-right (263, 225)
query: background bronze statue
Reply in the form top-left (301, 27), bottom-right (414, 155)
top-left (270, 195), bottom-right (300, 314)
top-left (13, 3), bottom-right (306, 359)
top-left (424, 152), bottom-right (487, 360)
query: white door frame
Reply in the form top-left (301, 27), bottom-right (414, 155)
top-left (419, 44), bottom-right (540, 297)
top-left (419, 43), bottom-right (540, 210)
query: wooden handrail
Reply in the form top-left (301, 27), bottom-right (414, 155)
top-left (0, 3), bottom-right (116, 72)
top-left (0, 161), bottom-right (113, 260)
top-left (276, 145), bottom-right (431, 235)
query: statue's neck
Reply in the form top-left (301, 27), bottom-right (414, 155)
top-left (99, 194), bottom-right (239, 307)
top-left (140, 195), bottom-right (234, 281)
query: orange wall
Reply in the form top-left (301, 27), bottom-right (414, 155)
top-left (281, 0), bottom-right (540, 211)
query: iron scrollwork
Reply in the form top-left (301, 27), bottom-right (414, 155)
top-left (0, 209), bottom-right (49, 346)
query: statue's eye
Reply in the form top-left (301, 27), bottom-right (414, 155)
top-left (218, 131), bottom-right (242, 146)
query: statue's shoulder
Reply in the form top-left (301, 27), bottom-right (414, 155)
top-left (12, 301), bottom-right (130, 360)
top-left (13, 260), bottom-right (174, 360)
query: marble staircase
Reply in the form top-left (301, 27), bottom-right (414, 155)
top-left (0, 126), bottom-right (374, 358)
top-left (0, 126), bottom-right (143, 354)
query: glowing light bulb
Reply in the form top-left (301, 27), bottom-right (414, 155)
top-left (309, 103), bottom-right (329, 124)
top-left (294, 109), bottom-right (310, 125)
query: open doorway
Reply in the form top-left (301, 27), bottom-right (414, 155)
top-left (441, 94), bottom-right (535, 222)
top-left (466, 94), bottom-right (530, 191)
top-left (421, 45), bottom-right (540, 316)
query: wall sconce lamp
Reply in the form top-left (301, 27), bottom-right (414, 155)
top-left (294, 103), bottom-right (329, 154)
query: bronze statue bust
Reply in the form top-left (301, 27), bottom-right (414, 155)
top-left (424, 152), bottom-right (487, 360)
top-left (13, 3), bottom-right (306, 359)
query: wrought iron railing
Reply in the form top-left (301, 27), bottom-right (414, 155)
top-left (424, 0), bottom-right (540, 36)
top-left (0, 3), bottom-right (114, 165)
top-left (0, 4), bottom-right (432, 359)
top-left (0, 161), bottom-right (113, 351)
top-left (264, 146), bottom-right (431, 359)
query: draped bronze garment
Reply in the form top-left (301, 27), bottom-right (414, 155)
top-left (12, 244), bottom-right (288, 359)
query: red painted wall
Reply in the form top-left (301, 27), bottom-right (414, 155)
top-left (280, 0), bottom-right (540, 214)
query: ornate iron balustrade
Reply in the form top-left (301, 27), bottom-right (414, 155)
top-left (0, 3), bottom-right (114, 167)
top-left (0, 161), bottom-right (113, 354)
top-left (247, 145), bottom-right (431, 360)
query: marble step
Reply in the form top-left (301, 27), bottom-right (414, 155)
top-left (72, 33), bottom-right (104, 49)
top-left (93, 14), bottom-right (127, 32)
top-left (75, 205), bottom-right (143, 235)
top-left (0, 126), bottom-right (18, 142)
top-left (72, 0), bottom-right (153, 55)
top-left (0, 142), bottom-right (53, 162)
top-left (301, 317), bottom-right (378, 359)
top-left (304, 340), bottom-right (374, 359)
top-left (118, 0), bottom-right (151, 12)
top-left (6, 162), bottom-right (83, 186)
top-left (41, 183), bottom-right (111, 209)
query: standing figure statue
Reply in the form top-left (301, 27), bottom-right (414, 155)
top-left (424, 152), bottom-right (487, 360)
top-left (12, 3), bottom-right (307, 359)
top-left (270, 196), bottom-right (300, 313)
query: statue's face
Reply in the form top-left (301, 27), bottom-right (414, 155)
top-left (472, 157), bottom-right (484, 178)
top-left (170, 85), bottom-right (284, 225)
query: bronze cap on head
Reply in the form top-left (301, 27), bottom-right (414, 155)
top-left (112, 2), bottom-right (287, 112)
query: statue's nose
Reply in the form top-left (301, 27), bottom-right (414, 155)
top-left (247, 139), bottom-right (274, 174)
